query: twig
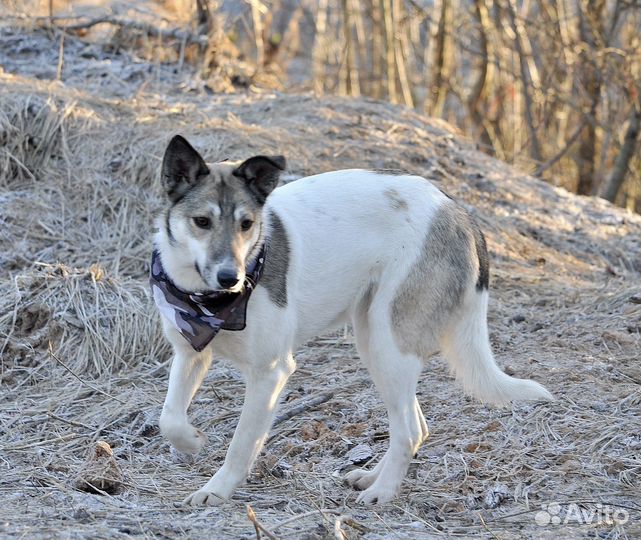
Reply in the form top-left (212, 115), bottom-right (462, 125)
top-left (47, 411), bottom-right (94, 431)
top-left (246, 505), bottom-right (280, 540)
top-left (333, 514), bottom-right (367, 539)
top-left (56, 31), bottom-right (65, 81)
top-left (534, 118), bottom-right (587, 176)
top-left (333, 515), bottom-right (347, 540)
top-left (1, 433), bottom-right (81, 451)
top-left (341, 516), bottom-right (368, 533)
top-left (477, 512), bottom-right (500, 540)
top-left (4, 14), bottom-right (208, 47)
top-left (47, 342), bottom-right (127, 405)
top-left (271, 509), bottom-right (342, 531)
top-left (272, 393), bottom-right (333, 427)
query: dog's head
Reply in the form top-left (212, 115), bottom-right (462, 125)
top-left (159, 135), bottom-right (285, 292)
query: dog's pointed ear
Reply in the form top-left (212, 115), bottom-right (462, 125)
top-left (232, 155), bottom-right (286, 203)
top-left (161, 135), bottom-right (210, 202)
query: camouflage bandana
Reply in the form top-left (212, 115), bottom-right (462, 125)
top-left (149, 245), bottom-right (266, 352)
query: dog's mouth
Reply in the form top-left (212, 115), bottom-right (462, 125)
top-left (215, 280), bottom-right (245, 294)
top-left (195, 262), bottom-right (246, 293)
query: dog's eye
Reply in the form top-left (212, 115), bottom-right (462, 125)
top-left (240, 219), bottom-right (254, 231)
top-left (193, 216), bottom-right (211, 229)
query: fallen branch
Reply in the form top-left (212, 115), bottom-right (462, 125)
top-left (334, 514), bottom-right (368, 539)
top-left (246, 504), bottom-right (280, 540)
top-left (5, 14), bottom-right (209, 47)
top-left (48, 342), bottom-right (127, 405)
top-left (272, 392), bottom-right (333, 427)
top-left (271, 509), bottom-right (341, 531)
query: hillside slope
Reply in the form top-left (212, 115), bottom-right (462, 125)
top-left (1, 27), bottom-right (640, 540)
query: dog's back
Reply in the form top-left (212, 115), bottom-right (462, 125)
top-left (264, 169), bottom-right (450, 340)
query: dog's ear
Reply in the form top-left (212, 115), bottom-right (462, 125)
top-left (161, 135), bottom-right (210, 202)
top-left (232, 155), bottom-right (286, 203)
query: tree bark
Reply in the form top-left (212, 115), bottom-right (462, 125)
top-left (504, 0), bottom-right (542, 163)
top-left (369, 0), bottom-right (384, 99)
top-left (576, 0), bottom-right (605, 195)
top-left (341, 0), bottom-right (360, 96)
top-left (393, 0), bottom-right (414, 107)
top-left (468, 0), bottom-right (494, 153)
top-left (312, 0), bottom-right (329, 95)
top-left (250, 0), bottom-right (265, 67)
top-left (599, 103), bottom-right (641, 202)
top-left (382, 0), bottom-right (398, 103)
top-left (429, 0), bottom-right (451, 116)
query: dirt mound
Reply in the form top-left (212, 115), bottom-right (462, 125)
top-left (1, 26), bottom-right (640, 540)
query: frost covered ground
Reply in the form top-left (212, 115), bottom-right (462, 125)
top-left (1, 24), bottom-right (640, 540)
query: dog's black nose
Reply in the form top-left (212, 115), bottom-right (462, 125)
top-left (217, 269), bottom-right (239, 289)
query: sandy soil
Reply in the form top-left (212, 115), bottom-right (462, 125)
top-left (0, 24), bottom-right (640, 540)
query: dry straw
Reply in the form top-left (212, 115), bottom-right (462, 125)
top-left (0, 26), bottom-right (640, 540)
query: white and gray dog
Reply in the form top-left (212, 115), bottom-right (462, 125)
top-left (151, 135), bottom-right (553, 506)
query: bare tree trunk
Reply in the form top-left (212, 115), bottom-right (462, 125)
top-left (382, 0), bottom-right (398, 103)
top-left (250, 0), bottom-right (265, 67)
top-left (195, 0), bottom-right (211, 32)
top-left (341, 0), bottom-right (360, 96)
top-left (393, 0), bottom-right (414, 107)
top-left (576, 0), bottom-right (605, 195)
top-left (552, 0), bottom-right (576, 156)
top-left (369, 0), bottom-right (384, 99)
top-left (350, 0), bottom-right (366, 91)
top-left (312, 0), bottom-right (329, 95)
top-left (429, 0), bottom-right (451, 116)
top-left (468, 0), bottom-right (494, 153)
top-left (599, 102), bottom-right (641, 202)
top-left (504, 0), bottom-right (542, 163)
top-left (259, 0), bottom-right (293, 67)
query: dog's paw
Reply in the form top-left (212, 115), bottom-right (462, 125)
top-left (344, 468), bottom-right (377, 491)
top-left (355, 484), bottom-right (397, 505)
top-left (183, 489), bottom-right (227, 506)
top-left (172, 426), bottom-right (206, 455)
top-left (160, 418), bottom-right (206, 455)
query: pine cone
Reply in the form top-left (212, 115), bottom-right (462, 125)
top-left (74, 441), bottom-right (123, 495)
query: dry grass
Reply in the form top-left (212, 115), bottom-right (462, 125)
top-left (1, 25), bottom-right (641, 540)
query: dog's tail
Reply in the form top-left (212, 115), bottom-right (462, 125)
top-left (440, 290), bottom-right (554, 406)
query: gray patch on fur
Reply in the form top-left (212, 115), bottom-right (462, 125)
top-left (165, 209), bottom-right (176, 245)
top-left (383, 188), bottom-right (409, 211)
top-left (391, 202), bottom-right (481, 358)
top-left (371, 168), bottom-right (409, 176)
top-left (472, 223), bottom-right (489, 290)
top-left (261, 211), bottom-right (289, 307)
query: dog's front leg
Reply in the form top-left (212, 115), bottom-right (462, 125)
top-left (184, 356), bottom-right (295, 506)
top-left (159, 324), bottom-right (213, 455)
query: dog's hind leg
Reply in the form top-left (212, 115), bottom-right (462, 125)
top-left (346, 296), bottom-right (428, 504)
top-left (159, 324), bottom-right (213, 455)
top-left (346, 396), bottom-right (428, 492)
top-left (345, 302), bottom-right (389, 491)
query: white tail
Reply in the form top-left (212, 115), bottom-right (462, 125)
top-left (441, 290), bottom-right (554, 406)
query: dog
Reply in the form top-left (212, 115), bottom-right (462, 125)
top-left (152, 135), bottom-right (553, 506)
